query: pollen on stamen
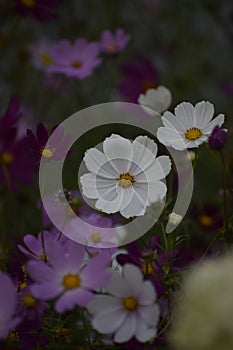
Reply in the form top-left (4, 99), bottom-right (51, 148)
top-left (72, 60), bottom-right (82, 69)
top-left (117, 172), bottom-right (135, 188)
top-left (41, 147), bottom-right (54, 159)
top-left (123, 296), bottom-right (138, 311)
top-left (185, 127), bottom-right (202, 141)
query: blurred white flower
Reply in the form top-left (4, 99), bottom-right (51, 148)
top-left (157, 101), bottom-right (225, 150)
top-left (88, 264), bottom-right (160, 343)
top-left (138, 86), bottom-right (172, 115)
top-left (168, 212), bottom-right (183, 226)
top-left (169, 254), bottom-right (233, 350)
top-left (80, 134), bottom-right (171, 218)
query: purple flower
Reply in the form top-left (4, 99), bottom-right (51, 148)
top-left (100, 29), bottom-right (130, 54)
top-left (14, 0), bottom-right (59, 22)
top-left (118, 56), bottom-right (160, 102)
top-left (208, 125), bottom-right (228, 150)
top-left (27, 240), bottom-right (111, 313)
top-left (0, 270), bottom-right (20, 339)
top-left (0, 96), bottom-right (21, 137)
top-left (27, 123), bottom-right (73, 166)
top-left (29, 38), bottom-right (55, 73)
top-left (5, 320), bottom-right (49, 350)
top-left (0, 135), bottom-right (35, 189)
top-left (18, 230), bottom-right (67, 263)
top-left (50, 39), bottom-right (102, 79)
top-left (17, 283), bottom-right (49, 327)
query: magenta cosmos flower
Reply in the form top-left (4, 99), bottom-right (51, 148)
top-left (0, 96), bottom-right (35, 189)
top-left (14, 0), bottom-right (59, 22)
top-left (27, 240), bottom-right (111, 313)
top-left (18, 230), bottom-right (67, 263)
top-left (100, 29), bottom-right (130, 54)
top-left (118, 56), bottom-right (160, 102)
top-left (0, 270), bottom-right (20, 339)
top-left (27, 123), bottom-right (73, 166)
top-left (88, 264), bottom-right (159, 343)
top-left (50, 39), bottom-right (102, 79)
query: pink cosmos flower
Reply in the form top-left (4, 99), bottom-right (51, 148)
top-left (27, 240), bottom-right (111, 313)
top-left (88, 264), bottom-right (159, 343)
top-left (50, 39), bottom-right (102, 79)
top-left (0, 270), bottom-right (20, 339)
top-left (100, 29), bottom-right (130, 54)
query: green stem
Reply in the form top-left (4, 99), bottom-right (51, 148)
top-left (220, 151), bottom-right (230, 243)
top-left (80, 309), bottom-right (92, 347)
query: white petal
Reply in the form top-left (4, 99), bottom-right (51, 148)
top-left (135, 319), bottom-right (157, 343)
top-left (138, 304), bottom-right (160, 327)
top-left (120, 188), bottom-right (147, 218)
top-left (137, 156), bottom-right (171, 182)
top-left (134, 135), bottom-right (158, 155)
top-left (106, 271), bottom-right (129, 297)
top-left (88, 295), bottom-right (122, 315)
top-left (114, 313), bottom-right (137, 343)
top-left (95, 177), bottom-right (118, 201)
top-left (130, 138), bottom-right (156, 175)
top-left (162, 111), bottom-right (187, 132)
top-left (148, 181), bottom-right (167, 203)
top-left (92, 309), bottom-right (126, 334)
top-left (84, 148), bottom-right (116, 178)
top-left (122, 264), bottom-right (143, 296)
top-left (194, 101), bottom-right (214, 128)
top-left (103, 134), bottom-right (133, 173)
top-left (174, 102), bottom-right (195, 129)
top-left (80, 173), bottom-right (98, 199)
top-left (157, 127), bottom-right (187, 150)
top-left (203, 113), bottom-right (225, 135)
top-left (138, 280), bottom-right (157, 305)
top-left (95, 186), bottom-right (125, 214)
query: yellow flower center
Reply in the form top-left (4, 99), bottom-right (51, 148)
top-left (123, 296), bottom-right (138, 311)
top-left (23, 294), bottom-right (36, 308)
top-left (1, 152), bottom-right (14, 164)
top-left (40, 53), bottom-right (53, 65)
top-left (63, 274), bottom-right (81, 290)
top-left (118, 172), bottom-right (135, 188)
top-left (142, 262), bottom-right (154, 275)
top-left (91, 232), bottom-right (101, 243)
top-left (106, 43), bottom-right (116, 53)
top-left (198, 214), bottom-right (213, 227)
top-left (185, 127), bottom-right (202, 141)
top-left (20, 0), bottom-right (36, 7)
top-left (41, 147), bottom-right (54, 158)
top-left (8, 330), bottom-right (19, 341)
top-left (72, 60), bottom-right (82, 69)
top-left (19, 281), bottom-right (27, 290)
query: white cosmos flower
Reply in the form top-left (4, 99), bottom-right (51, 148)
top-left (80, 134), bottom-right (171, 218)
top-left (138, 86), bottom-right (172, 115)
top-left (157, 101), bottom-right (225, 150)
top-left (87, 264), bottom-right (160, 343)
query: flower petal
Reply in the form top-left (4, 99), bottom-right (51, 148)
top-left (203, 114), bottom-right (225, 135)
top-left (174, 102), bottom-right (195, 129)
top-left (103, 134), bottom-right (133, 173)
top-left (194, 101), bottom-right (214, 128)
top-left (157, 127), bottom-right (187, 150)
top-left (92, 308), bottom-right (126, 334)
top-left (114, 313), bottom-right (137, 343)
top-left (84, 147), bottom-right (116, 178)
